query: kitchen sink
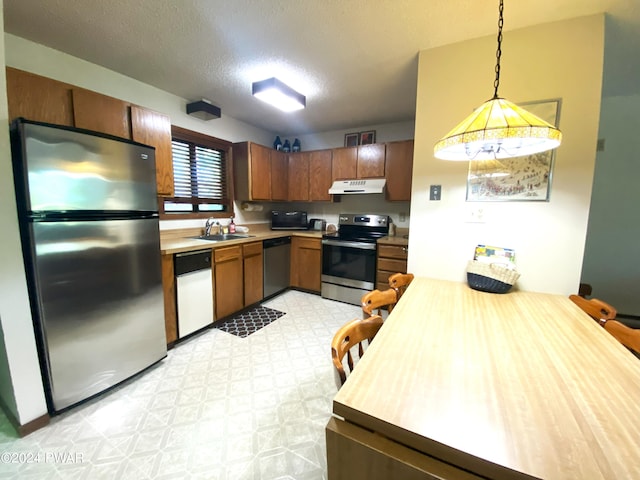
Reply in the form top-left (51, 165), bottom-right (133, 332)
top-left (193, 233), bottom-right (254, 242)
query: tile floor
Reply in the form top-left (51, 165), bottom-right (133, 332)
top-left (0, 290), bottom-right (362, 480)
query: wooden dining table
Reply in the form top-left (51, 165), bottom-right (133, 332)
top-left (326, 277), bottom-right (640, 480)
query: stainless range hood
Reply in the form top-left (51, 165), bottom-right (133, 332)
top-left (328, 178), bottom-right (386, 195)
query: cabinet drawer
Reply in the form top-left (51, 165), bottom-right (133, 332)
top-left (295, 237), bottom-right (321, 250)
top-left (243, 241), bottom-right (263, 257)
top-left (214, 245), bottom-right (242, 263)
top-left (378, 244), bottom-right (408, 260)
top-left (377, 258), bottom-right (407, 273)
top-left (376, 270), bottom-right (397, 286)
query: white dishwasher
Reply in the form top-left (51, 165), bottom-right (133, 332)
top-left (175, 249), bottom-right (214, 339)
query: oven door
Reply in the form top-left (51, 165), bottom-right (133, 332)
top-left (321, 239), bottom-right (377, 290)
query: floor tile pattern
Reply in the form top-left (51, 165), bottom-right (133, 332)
top-left (0, 290), bottom-right (362, 479)
top-left (215, 306), bottom-right (286, 338)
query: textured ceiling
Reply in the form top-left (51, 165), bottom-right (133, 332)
top-left (4, 0), bottom-right (639, 136)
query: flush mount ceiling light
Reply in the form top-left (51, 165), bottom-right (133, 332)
top-left (252, 77), bottom-right (306, 112)
top-left (434, 0), bottom-right (562, 161)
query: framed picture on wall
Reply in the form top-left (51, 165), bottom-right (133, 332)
top-left (359, 130), bottom-right (376, 145)
top-left (466, 99), bottom-right (562, 202)
top-left (344, 132), bottom-right (359, 147)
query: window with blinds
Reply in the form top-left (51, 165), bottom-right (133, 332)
top-left (161, 127), bottom-right (233, 216)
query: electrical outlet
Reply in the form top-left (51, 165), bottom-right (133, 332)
top-left (429, 185), bottom-right (441, 201)
top-left (466, 206), bottom-right (486, 223)
top-left (399, 212), bottom-right (406, 222)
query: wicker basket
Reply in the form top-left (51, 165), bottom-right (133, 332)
top-left (466, 260), bottom-right (520, 294)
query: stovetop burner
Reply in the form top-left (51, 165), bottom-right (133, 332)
top-left (323, 213), bottom-right (390, 243)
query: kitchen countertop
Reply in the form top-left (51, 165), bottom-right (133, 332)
top-left (377, 235), bottom-right (409, 246)
top-left (160, 227), bottom-right (322, 255)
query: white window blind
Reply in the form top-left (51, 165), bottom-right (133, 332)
top-left (164, 136), bottom-right (230, 214)
top-left (172, 140), bottom-right (228, 202)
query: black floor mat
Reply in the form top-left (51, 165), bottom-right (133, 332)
top-left (215, 306), bottom-right (286, 338)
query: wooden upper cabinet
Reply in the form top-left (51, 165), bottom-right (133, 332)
top-left (250, 143), bottom-right (272, 200)
top-left (130, 105), bottom-right (174, 197)
top-left (385, 140), bottom-right (414, 201)
top-left (288, 152), bottom-right (310, 201)
top-left (6, 67), bottom-right (74, 126)
top-left (72, 88), bottom-right (131, 138)
top-left (332, 146), bottom-right (358, 180)
top-left (309, 149), bottom-right (333, 201)
top-left (357, 144), bottom-right (386, 178)
top-left (271, 150), bottom-right (289, 201)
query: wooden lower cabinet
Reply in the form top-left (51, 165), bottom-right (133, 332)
top-left (214, 246), bottom-right (244, 319)
top-left (290, 237), bottom-right (322, 292)
top-left (243, 241), bottom-right (264, 307)
top-left (376, 243), bottom-right (409, 291)
top-left (161, 254), bottom-right (178, 345)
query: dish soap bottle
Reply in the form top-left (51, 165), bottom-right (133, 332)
top-left (228, 216), bottom-right (236, 234)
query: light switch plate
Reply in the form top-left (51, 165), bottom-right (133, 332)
top-left (429, 185), bottom-right (441, 201)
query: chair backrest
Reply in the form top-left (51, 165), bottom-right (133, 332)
top-left (388, 272), bottom-right (414, 299)
top-left (602, 320), bottom-right (640, 356)
top-left (569, 294), bottom-right (640, 356)
top-left (361, 288), bottom-right (397, 316)
top-left (331, 315), bottom-right (384, 386)
top-left (569, 295), bottom-right (617, 322)
top-left (578, 283), bottom-right (593, 298)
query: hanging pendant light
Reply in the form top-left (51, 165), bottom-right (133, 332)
top-left (434, 0), bottom-right (562, 161)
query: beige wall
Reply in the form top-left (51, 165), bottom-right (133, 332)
top-left (408, 15), bottom-right (605, 294)
top-left (0, 1), bottom-right (49, 425)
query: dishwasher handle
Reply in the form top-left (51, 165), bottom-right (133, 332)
top-left (263, 236), bottom-right (291, 249)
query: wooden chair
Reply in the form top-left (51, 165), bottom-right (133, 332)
top-left (388, 272), bottom-right (414, 299)
top-left (331, 315), bottom-right (384, 386)
top-left (569, 295), bottom-right (617, 323)
top-left (578, 283), bottom-right (593, 298)
top-left (361, 288), bottom-right (397, 317)
top-left (569, 295), bottom-right (640, 357)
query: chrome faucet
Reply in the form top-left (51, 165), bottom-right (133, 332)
top-left (204, 217), bottom-right (218, 236)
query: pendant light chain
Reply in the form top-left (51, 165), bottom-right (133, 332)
top-left (433, 0), bottom-right (562, 160)
top-left (493, 0), bottom-right (504, 99)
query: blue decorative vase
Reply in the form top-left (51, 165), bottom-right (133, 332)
top-left (273, 136), bottom-right (282, 150)
top-left (292, 138), bottom-right (301, 152)
top-left (282, 140), bottom-right (291, 153)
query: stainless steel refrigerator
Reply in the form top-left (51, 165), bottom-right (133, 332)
top-left (10, 119), bottom-right (167, 413)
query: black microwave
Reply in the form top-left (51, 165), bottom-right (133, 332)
top-left (271, 210), bottom-right (308, 230)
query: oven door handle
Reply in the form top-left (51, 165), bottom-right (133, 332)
top-left (322, 239), bottom-right (376, 250)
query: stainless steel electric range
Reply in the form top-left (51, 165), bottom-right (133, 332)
top-left (321, 213), bottom-right (389, 305)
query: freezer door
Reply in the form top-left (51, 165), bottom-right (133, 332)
top-left (30, 218), bottom-right (166, 411)
top-left (21, 122), bottom-right (157, 212)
